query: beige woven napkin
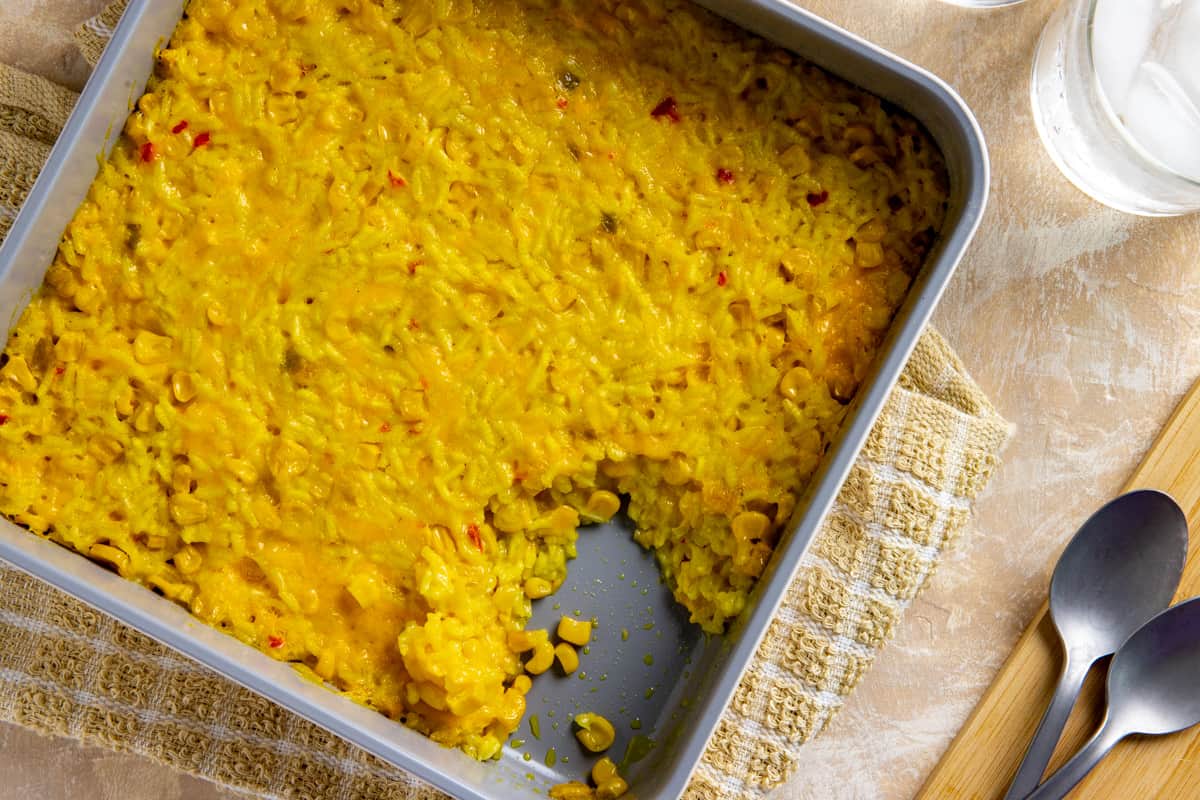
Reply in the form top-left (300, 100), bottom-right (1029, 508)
top-left (0, 5), bottom-right (1012, 798)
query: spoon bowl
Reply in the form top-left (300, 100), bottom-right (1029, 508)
top-left (1004, 489), bottom-right (1188, 800)
top-left (1108, 596), bottom-right (1200, 736)
top-left (1025, 597), bottom-right (1200, 800)
top-left (1048, 490), bottom-right (1187, 654)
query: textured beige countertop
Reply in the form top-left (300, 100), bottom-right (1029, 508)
top-left (2, 1), bottom-right (1199, 798)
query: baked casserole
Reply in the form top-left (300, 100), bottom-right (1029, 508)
top-left (0, 0), bottom-right (948, 760)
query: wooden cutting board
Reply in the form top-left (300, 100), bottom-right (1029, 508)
top-left (917, 379), bottom-right (1200, 800)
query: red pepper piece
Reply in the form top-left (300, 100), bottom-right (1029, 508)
top-left (140, 142), bottom-right (155, 163)
top-left (408, 318), bottom-right (421, 331)
top-left (717, 271), bottom-right (728, 287)
top-left (54, 366), bottom-right (65, 376)
top-left (807, 190), bottom-right (829, 207)
top-left (171, 120), bottom-right (189, 134)
top-left (716, 168), bottom-right (735, 185)
top-left (467, 524), bottom-right (483, 551)
top-left (650, 97), bottom-right (680, 123)
top-left (557, 98), bottom-right (569, 110)
top-left (407, 259), bottom-right (423, 275)
top-left (193, 132), bottom-right (212, 148)
top-left (268, 635), bottom-right (284, 649)
top-left (388, 171), bottom-right (407, 188)
top-left (0, 414), bottom-right (9, 426)
top-left (380, 422), bottom-right (392, 433)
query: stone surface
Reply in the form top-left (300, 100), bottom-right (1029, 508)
top-left (1, 1), bottom-right (1199, 799)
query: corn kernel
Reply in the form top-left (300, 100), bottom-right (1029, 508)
top-left (543, 505), bottom-right (580, 531)
top-left (173, 545), bottom-right (203, 575)
top-left (498, 687), bottom-right (526, 726)
top-left (778, 366), bottom-right (812, 401)
top-left (347, 572), bottom-right (382, 608)
top-left (206, 303), bottom-right (228, 327)
top-left (779, 143), bottom-right (811, 175)
top-left (855, 241), bottom-right (885, 268)
top-left (600, 459), bottom-right (637, 478)
top-left (524, 577), bottom-right (553, 599)
top-left (524, 640), bottom-right (555, 675)
top-left (418, 681), bottom-right (448, 710)
top-left (549, 782), bottom-right (593, 800)
top-left (557, 616), bottom-right (592, 647)
top-left (555, 642), bottom-right (579, 674)
top-left (133, 403), bottom-right (159, 433)
top-left (73, 283), bottom-right (104, 315)
top-left (596, 777), bottom-right (629, 799)
top-left (143, 534), bottom-right (167, 550)
top-left (850, 145), bottom-right (881, 167)
top-left (512, 675), bottom-right (532, 694)
top-left (355, 443), bottom-right (381, 470)
top-left (148, 575), bottom-right (193, 603)
top-left (775, 492), bottom-right (797, 526)
top-left (315, 648), bottom-right (337, 681)
top-left (591, 757), bottom-right (619, 785)
top-left (226, 458), bottom-right (258, 485)
top-left (735, 539), bottom-right (772, 578)
top-left (4, 355), bottom-right (37, 392)
top-left (171, 371), bottom-right (197, 403)
top-left (857, 217), bottom-right (888, 243)
top-left (172, 464), bottom-right (194, 494)
top-left (169, 495), bottom-right (208, 526)
top-left (780, 248), bottom-right (817, 279)
top-left (270, 439), bottom-right (310, 480)
top-left (541, 281), bottom-right (578, 312)
top-left (574, 712), bottom-right (615, 752)
top-left (114, 385), bottom-right (136, 417)
top-left (87, 543), bottom-right (130, 575)
top-left (88, 434), bottom-right (124, 465)
top-left (662, 457), bottom-right (692, 486)
top-left (252, 496), bottom-right (282, 530)
top-left (845, 124), bottom-right (875, 146)
top-left (582, 490), bottom-right (620, 523)
top-left (45, 264), bottom-right (78, 297)
top-left (507, 628), bottom-right (548, 653)
top-left (728, 299), bottom-right (754, 327)
top-left (732, 510), bottom-right (772, 543)
top-left (133, 330), bottom-right (174, 364)
top-left (396, 389), bottom-right (427, 422)
top-left (54, 332), bottom-right (85, 362)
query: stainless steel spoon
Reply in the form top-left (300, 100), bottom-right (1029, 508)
top-left (1023, 596), bottom-right (1200, 800)
top-left (1003, 489), bottom-right (1188, 800)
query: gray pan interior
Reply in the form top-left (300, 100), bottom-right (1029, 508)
top-left (0, 2), bottom-right (988, 798)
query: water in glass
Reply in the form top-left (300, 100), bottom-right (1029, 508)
top-left (1032, 0), bottom-right (1200, 215)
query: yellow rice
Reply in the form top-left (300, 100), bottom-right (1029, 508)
top-left (0, 0), bottom-right (947, 758)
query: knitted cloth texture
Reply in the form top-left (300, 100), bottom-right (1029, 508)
top-left (0, 6), bottom-right (1012, 798)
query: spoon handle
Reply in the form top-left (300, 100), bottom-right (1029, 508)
top-left (1021, 719), bottom-right (1125, 800)
top-left (1003, 654), bottom-right (1091, 800)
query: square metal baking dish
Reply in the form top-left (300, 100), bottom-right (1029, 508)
top-left (0, 2), bottom-right (987, 798)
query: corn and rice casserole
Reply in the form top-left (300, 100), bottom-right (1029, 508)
top-left (0, 0), bottom-right (948, 758)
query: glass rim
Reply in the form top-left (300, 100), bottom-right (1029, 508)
top-left (937, 0), bottom-right (1027, 7)
top-left (1085, 0), bottom-right (1200, 189)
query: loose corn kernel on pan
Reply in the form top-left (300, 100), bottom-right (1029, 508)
top-left (0, 1), bottom-right (988, 798)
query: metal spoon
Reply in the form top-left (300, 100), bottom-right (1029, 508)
top-left (1023, 596), bottom-right (1200, 800)
top-left (1003, 489), bottom-right (1188, 800)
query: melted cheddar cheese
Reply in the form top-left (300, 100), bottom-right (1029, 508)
top-left (0, 0), bottom-right (947, 758)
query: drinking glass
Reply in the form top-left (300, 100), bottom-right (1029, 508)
top-left (1031, 0), bottom-right (1200, 216)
